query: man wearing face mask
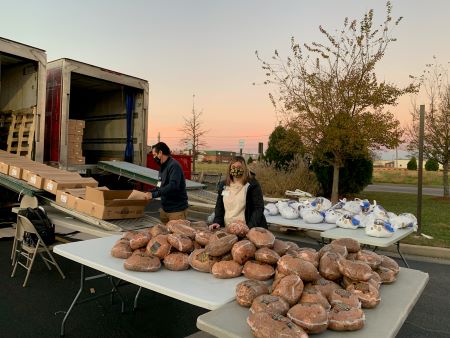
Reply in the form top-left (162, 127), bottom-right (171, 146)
top-left (144, 142), bottom-right (188, 223)
top-left (210, 156), bottom-right (267, 229)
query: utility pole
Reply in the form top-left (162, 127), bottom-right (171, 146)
top-left (157, 132), bottom-right (160, 143)
top-left (417, 105), bottom-right (425, 235)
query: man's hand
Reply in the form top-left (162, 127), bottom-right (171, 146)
top-left (143, 192), bottom-right (153, 200)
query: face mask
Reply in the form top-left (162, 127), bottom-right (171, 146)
top-left (153, 155), bottom-right (161, 165)
top-left (230, 166), bottom-right (244, 178)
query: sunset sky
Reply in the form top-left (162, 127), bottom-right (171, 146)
top-left (1, 0), bottom-right (449, 154)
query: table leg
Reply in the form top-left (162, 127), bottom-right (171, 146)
top-left (397, 242), bottom-right (410, 268)
top-left (60, 265), bottom-right (85, 336)
top-left (133, 286), bottom-right (142, 311)
top-left (109, 277), bottom-right (125, 313)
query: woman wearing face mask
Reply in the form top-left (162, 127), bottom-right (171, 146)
top-left (210, 156), bottom-right (267, 230)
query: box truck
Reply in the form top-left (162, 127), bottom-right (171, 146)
top-left (45, 58), bottom-right (149, 169)
top-left (0, 37), bottom-right (47, 162)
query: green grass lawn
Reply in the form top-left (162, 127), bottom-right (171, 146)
top-left (372, 168), bottom-right (444, 186)
top-left (358, 191), bottom-right (450, 248)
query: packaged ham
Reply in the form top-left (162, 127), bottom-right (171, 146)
top-left (311, 278), bottom-right (342, 299)
top-left (167, 233), bottom-right (194, 252)
top-left (211, 260), bottom-right (243, 279)
top-left (255, 247), bottom-right (280, 265)
top-left (166, 219), bottom-right (191, 228)
top-left (379, 254), bottom-right (400, 275)
top-left (272, 239), bottom-right (290, 256)
top-left (243, 260), bottom-right (275, 281)
top-left (225, 220), bottom-right (250, 237)
top-left (271, 274), bottom-right (304, 306)
top-left (195, 230), bottom-right (213, 246)
top-left (272, 270), bottom-right (288, 290)
top-left (356, 250), bottom-right (382, 269)
top-left (235, 280), bottom-right (270, 307)
top-left (146, 234), bottom-right (172, 259)
top-left (337, 259), bottom-right (373, 281)
top-left (319, 243), bottom-right (348, 259)
top-left (124, 251), bottom-right (161, 272)
top-left (328, 302), bottom-right (365, 331)
top-left (231, 240), bottom-right (256, 265)
top-left (284, 241), bottom-right (300, 251)
top-left (290, 248), bottom-right (319, 268)
top-left (190, 220), bottom-right (208, 231)
top-left (249, 294), bottom-right (290, 316)
top-left (277, 255), bottom-right (321, 282)
top-left (287, 303), bottom-right (329, 334)
top-left (376, 266), bottom-right (397, 284)
top-left (247, 311), bottom-right (308, 338)
top-left (205, 233), bottom-right (238, 256)
top-left (167, 222), bottom-right (197, 239)
top-left (111, 239), bottom-right (133, 259)
top-left (163, 252), bottom-right (190, 271)
top-left (331, 238), bottom-right (360, 253)
top-left (319, 252), bottom-right (342, 281)
top-left (299, 287), bottom-right (331, 311)
top-left (188, 248), bottom-right (219, 273)
top-left (329, 288), bottom-right (361, 308)
top-left (246, 227), bottom-right (275, 248)
top-left (148, 224), bottom-right (169, 237)
top-left (127, 231), bottom-right (151, 250)
top-left (346, 281), bottom-right (381, 308)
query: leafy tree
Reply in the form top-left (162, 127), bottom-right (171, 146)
top-left (247, 157), bottom-right (254, 165)
top-left (425, 158), bottom-right (439, 171)
top-left (407, 60), bottom-right (450, 196)
top-left (179, 94), bottom-right (208, 172)
top-left (264, 125), bottom-right (304, 169)
top-left (407, 156), bottom-right (417, 170)
top-left (312, 153), bottom-right (373, 197)
top-left (256, 2), bottom-right (416, 202)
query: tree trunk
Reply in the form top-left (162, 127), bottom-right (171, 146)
top-left (192, 147), bottom-right (196, 173)
top-left (331, 163), bottom-right (340, 204)
top-left (443, 162), bottom-right (449, 197)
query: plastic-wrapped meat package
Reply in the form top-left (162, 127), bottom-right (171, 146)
top-left (188, 248), bottom-right (219, 273)
top-left (231, 240), bottom-right (256, 265)
top-left (146, 234), bottom-right (172, 258)
top-left (254, 247), bottom-right (280, 265)
top-left (225, 220), bottom-right (250, 237)
top-left (246, 227), bottom-right (275, 248)
top-left (338, 258), bottom-right (373, 281)
top-left (163, 252), bottom-right (190, 271)
top-left (271, 274), bottom-right (304, 306)
top-left (328, 302), bottom-right (365, 331)
top-left (287, 303), bottom-right (329, 334)
top-left (211, 260), bottom-right (242, 278)
top-left (243, 260), bottom-right (275, 281)
top-left (124, 250), bottom-right (161, 272)
top-left (249, 294), bottom-right (290, 316)
top-left (111, 239), bottom-right (133, 259)
top-left (235, 280), bottom-right (269, 307)
top-left (167, 233), bottom-right (194, 252)
top-left (247, 311), bottom-right (308, 338)
top-left (205, 234), bottom-right (238, 256)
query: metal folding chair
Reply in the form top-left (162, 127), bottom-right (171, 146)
top-left (10, 195), bottom-right (39, 265)
top-left (11, 214), bottom-right (66, 287)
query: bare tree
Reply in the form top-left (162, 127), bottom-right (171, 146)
top-left (256, 2), bottom-right (416, 203)
top-left (407, 59), bottom-right (450, 196)
top-left (180, 94), bottom-right (208, 173)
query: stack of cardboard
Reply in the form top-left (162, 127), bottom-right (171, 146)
top-left (0, 150), bottom-right (98, 192)
top-left (68, 119), bottom-right (85, 165)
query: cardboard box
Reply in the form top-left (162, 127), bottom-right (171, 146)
top-left (68, 142), bottom-right (83, 153)
top-left (55, 188), bottom-right (86, 209)
top-left (44, 177), bottom-right (98, 195)
top-left (68, 119), bottom-right (85, 129)
top-left (8, 166), bottom-right (23, 179)
top-left (68, 134), bottom-right (83, 143)
top-left (28, 171), bottom-right (81, 189)
top-left (0, 161), bottom-right (9, 175)
top-left (83, 186), bottom-right (147, 220)
top-left (73, 196), bottom-right (94, 215)
top-left (67, 157), bottom-right (86, 165)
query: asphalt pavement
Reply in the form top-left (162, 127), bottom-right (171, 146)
top-left (365, 184), bottom-right (444, 196)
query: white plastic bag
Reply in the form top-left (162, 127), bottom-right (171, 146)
top-left (365, 218), bottom-right (395, 238)
top-left (336, 213), bottom-right (360, 229)
top-left (279, 205), bottom-right (300, 219)
top-left (310, 197), bottom-right (332, 212)
top-left (264, 203), bottom-right (279, 216)
top-left (391, 213), bottom-right (417, 231)
top-left (324, 209), bottom-right (343, 224)
top-left (342, 199), bottom-right (363, 215)
top-left (302, 209), bottom-right (324, 223)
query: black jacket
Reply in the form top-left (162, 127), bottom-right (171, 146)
top-left (151, 157), bottom-right (188, 212)
top-left (213, 178), bottom-right (267, 228)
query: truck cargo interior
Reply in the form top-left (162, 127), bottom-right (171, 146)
top-left (68, 73), bottom-right (144, 165)
top-left (0, 52), bottom-right (39, 154)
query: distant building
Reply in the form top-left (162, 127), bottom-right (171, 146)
top-left (373, 159), bottom-right (443, 170)
top-left (202, 150), bottom-right (237, 163)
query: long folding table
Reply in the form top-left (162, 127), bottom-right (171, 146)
top-left (265, 214), bottom-right (337, 231)
top-left (321, 227), bottom-right (414, 267)
top-left (197, 267), bottom-right (429, 338)
top-left (53, 235), bottom-right (246, 336)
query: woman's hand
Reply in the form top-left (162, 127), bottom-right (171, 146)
top-left (208, 223), bottom-right (221, 231)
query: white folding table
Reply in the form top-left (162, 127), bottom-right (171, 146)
top-left (265, 215), bottom-right (337, 231)
top-left (321, 227), bottom-right (414, 267)
top-left (54, 235), bottom-right (246, 335)
top-left (197, 267), bottom-right (429, 338)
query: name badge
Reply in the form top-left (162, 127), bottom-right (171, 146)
top-left (157, 181), bottom-right (162, 188)
top-left (222, 190), bottom-right (230, 196)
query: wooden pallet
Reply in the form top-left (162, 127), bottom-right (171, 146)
top-left (6, 106), bottom-right (36, 158)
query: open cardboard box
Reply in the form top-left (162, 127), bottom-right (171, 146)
top-left (55, 188), bottom-right (86, 209)
top-left (74, 186), bottom-right (148, 220)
